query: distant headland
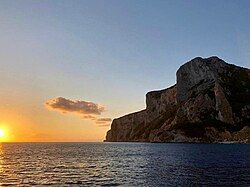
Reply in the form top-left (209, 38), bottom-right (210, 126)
top-left (105, 56), bottom-right (250, 143)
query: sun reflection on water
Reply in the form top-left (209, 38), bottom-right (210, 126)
top-left (0, 143), bottom-right (4, 173)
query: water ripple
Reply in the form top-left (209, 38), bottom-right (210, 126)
top-left (0, 143), bottom-right (249, 186)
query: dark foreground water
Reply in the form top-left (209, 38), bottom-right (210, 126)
top-left (0, 143), bottom-right (249, 186)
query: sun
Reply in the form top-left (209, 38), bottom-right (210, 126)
top-left (0, 129), bottom-right (5, 138)
top-left (0, 124), bottom-right (9, 142)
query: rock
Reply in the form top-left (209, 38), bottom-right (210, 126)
top-left (205, 127), bottom-right (220, 142)
top-left (214, 82), bottom-right (234, 124)
top-left (233, 126), bottom-right (250, 143)
top-left (106, 110), bottom-right (146, 142)
top-left (105, 56), bottom-right (250, 143)
top-left (176, 57), bottom-right (227, 102)
top-left (219, 130), bottom-right (232, 141)
top-left (146, 85), bottom-right (177, 123)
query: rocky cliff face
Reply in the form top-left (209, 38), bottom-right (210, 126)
top-left (105, 57), bottom-right (250, 143)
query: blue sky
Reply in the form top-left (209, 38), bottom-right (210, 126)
top-left (0, 0), bottom-right (250, 141)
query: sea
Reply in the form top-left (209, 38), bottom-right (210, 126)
top-left (0, 142), bottom-right (249, 186)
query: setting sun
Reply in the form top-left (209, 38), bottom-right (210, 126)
top-left (0, 128), bottom-right (8, 142)
top-left (0, 129), bottom-right (5, 138)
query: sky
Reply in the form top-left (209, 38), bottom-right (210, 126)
top-left (0, 0), bottom-right (250, 142)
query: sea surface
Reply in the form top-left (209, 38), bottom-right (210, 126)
top-left (0, 142), bottom-right (249, 186)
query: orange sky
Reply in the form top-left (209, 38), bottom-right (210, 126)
top-left (0, 107), bottom-right (111, 142)
top-left (0, 93), bottom-right (113, 142)
top-left (0, 60), bottom-right (146, 142)
top-left (0, 79), bottom-right (144, 142)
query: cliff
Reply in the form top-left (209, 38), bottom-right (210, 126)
top-left (105, 57), bottom-right (250, 143)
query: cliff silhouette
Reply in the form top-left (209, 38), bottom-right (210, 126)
top-left (105, 57), bottom-right (250, 143)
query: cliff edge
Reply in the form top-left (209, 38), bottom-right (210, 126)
top-left (105, 57), bottom-right (250, 143)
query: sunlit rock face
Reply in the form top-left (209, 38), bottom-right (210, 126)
top-left (176, 57), bottom-right (227, 102)
top-left (105, 57), bottom-right (250, 143)
top-left (105, 110), bottom-right (146, 142)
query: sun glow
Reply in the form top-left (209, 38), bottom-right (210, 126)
top-left (0, 126), bottom-right (8, 142)
top-left (0, 129), bottom-right (5, 138)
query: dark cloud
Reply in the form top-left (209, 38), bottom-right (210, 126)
top-left (45, 97), bottom-right (112, 125)
top-left (45, 97), bottom-right (105, 115)
top-left (98, 124), bottom-right (111, 127)
top-left (96, 118), bottom-right (112, 125)
top-left (96, 118), bottom-right (112, 123)
top-left (82, 115), bottom-right (97, 120)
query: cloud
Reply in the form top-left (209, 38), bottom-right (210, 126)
top-left (82, 115), bottom-right (97, 120)
top-left (95, 118), bottom-right (112, 126)
top-left (96, 118), bottom-right (112, 124)
top-left (45, 97), bottom-right (105, 115)
top-left (98, 124), bottom-right (112, 127)
top-left (45, 97), bottom-right (112, 125)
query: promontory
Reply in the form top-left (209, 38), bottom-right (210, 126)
top-left (105, 57), bottom-right (250, 143)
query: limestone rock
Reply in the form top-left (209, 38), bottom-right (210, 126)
top-left (214, 82), bottom-right (234, 124)
top-left (176, 57), bottom-right (227, 102)
top-left (105, 56), bottom-right (250, 143)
